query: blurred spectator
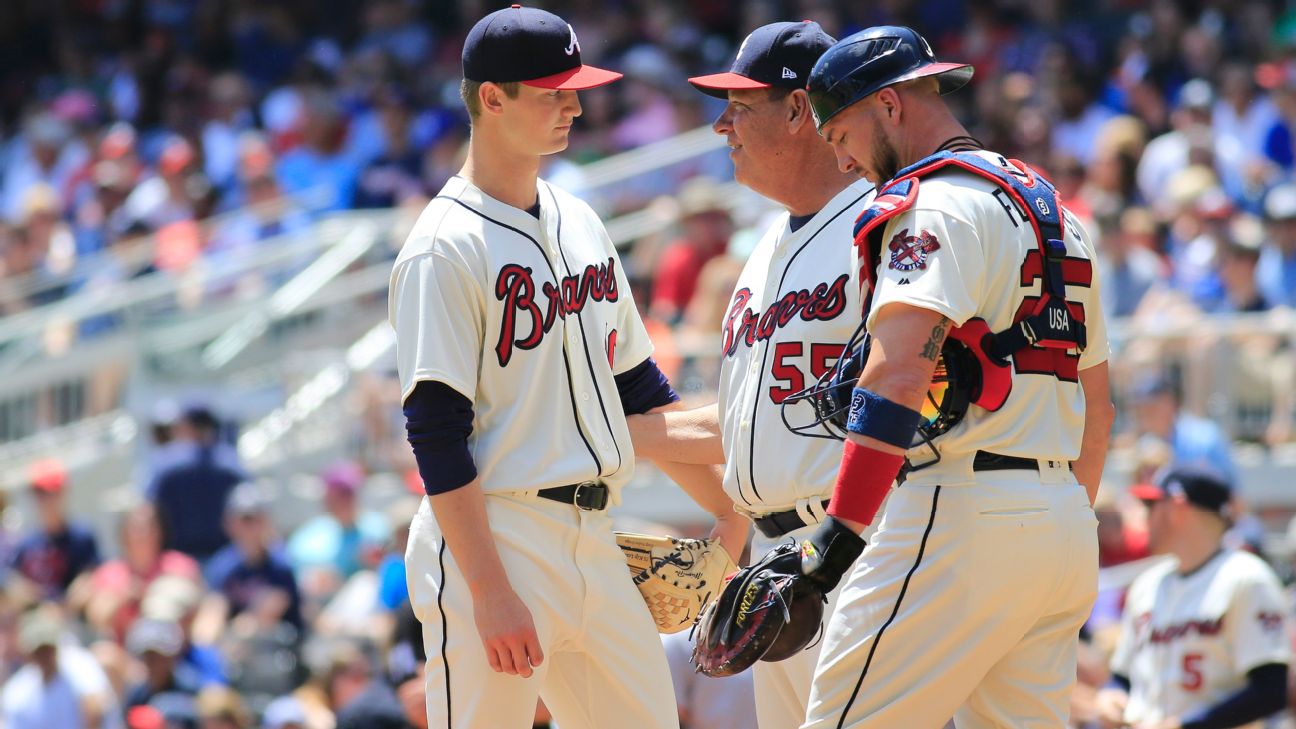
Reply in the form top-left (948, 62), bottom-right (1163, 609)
top-left (142, 575), bottom-right (227, 690)
top-left (1052, 64), bottom-right (1116, 166)
top-left (1212, 63), bottom-right (1280, 203)
top-left (207, 136), bottom-right (312, 262)
top-left (120, 136), bottom-right (211, 237)
top-left (2, 607), bottom-right (83, 726)
top-left (0, 112), bottom-right (88, 222)
top-left (1096, 207), bottom-right (1165, 319)
top-left (648, 177), bottom-right (733, 325)
top-left (354, 89), bottom-right (426, 209)
top-left (1136, 78), bottom-right (1214, 216)
top-left (148, 404), bottom-right (246, 563)
top-left (124, 617), bottom-right (198, 711)
top-left (261, 695), bottom-right (308, 729)
top-left (81, 503), bottom-right (201, 642)
top-left (9, 459), bottom-right (100, 603)
top-left (1208, 216), bottom-right (1269, 313)
top-left (275, 90), bottom-right (359, 213)
top-left (202, 73), bottom-right (258, 196)
top-left (194, 685), bottom-right (253, 729)
top-left (287, 461), bottom-right (389, 604)
top-left (1259, 182), bottom-right (1296, 309)
top-left (1, 606), bottom-right (118, 729)
top-left (204, 482), bottom-right (303, 635)
top-left (1127, 373), bottom-right (1237, 481)
top-left (1161, 167), bottom-right (1227, 308)
top-left (325, 640), bottom-right (410, 729)
top-left (1096, 494), bottom-right (1151, 569)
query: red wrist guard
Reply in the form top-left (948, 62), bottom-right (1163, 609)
top-left (827, 440), bottom-right (905, 526)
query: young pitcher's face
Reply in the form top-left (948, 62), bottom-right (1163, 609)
top-left (502, 85), bottom-right (583, 155)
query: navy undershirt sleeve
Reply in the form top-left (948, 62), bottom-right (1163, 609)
top-left (404, 380), bottom-right (477, 495)
top-left (615, 358), bottom-right (679, 415)
top-left (1180, 663), bottom-right (1288, 729)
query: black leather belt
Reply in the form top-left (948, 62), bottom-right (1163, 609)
top-left (753, 500), bottom-right (832, 539)
top-left (537, 481), bottom-right (610, 511)
top-left (973, 451), bottom-right (1068, 472)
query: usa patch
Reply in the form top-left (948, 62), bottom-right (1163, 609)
top-left (887, 228), bottom-right (940, 271)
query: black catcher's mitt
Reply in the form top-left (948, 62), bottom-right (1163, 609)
top-left (690, 542), bottom-right (826, 677)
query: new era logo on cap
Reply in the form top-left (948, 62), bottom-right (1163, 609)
top-left (689, 21), bottom-right (836, 99)
top-left (462, 5), bottom-right (620, 90)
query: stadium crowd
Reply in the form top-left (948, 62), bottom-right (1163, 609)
top-left (3, 0), bottom-right (1296, 727)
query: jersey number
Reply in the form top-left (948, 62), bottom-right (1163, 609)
top-left (1180, 653), bottom-right (1204, 691)
top-left (769, 342), bottom-right (843, 403)
top-left (1011, 250), bottom-right (1093, 382)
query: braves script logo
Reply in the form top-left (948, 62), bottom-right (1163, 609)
top-left (495, 257), bottom-right (619, 366)
top-left (888, 228), bottom-right (940, 271)
top-left (1134, 612), bottom-right (1225, 645)
top-left (565, 24), bottom-right (580, 55)
top-left (721, 274), bottom-right (848, 356)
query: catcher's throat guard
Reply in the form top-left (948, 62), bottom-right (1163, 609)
top-left (782, 151), bottom-right (1086, 469)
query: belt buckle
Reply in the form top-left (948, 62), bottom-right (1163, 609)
top-left (572, 481), bottom-right (607, 511)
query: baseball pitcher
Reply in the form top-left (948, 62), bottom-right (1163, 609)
top-left (389, 6), bottom-right (736, 727)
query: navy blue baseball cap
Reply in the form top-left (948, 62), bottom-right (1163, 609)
top-left (689, 21), bottom-right (836, 99)
top-left (1130, 466), bottom-right (1233, 519)
top-left (462, 5), bottom-right (622, 90)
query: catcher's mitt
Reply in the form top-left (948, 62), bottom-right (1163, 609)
top-left (691, 541), bottom-right (826, 677)
top-left (614, 532), bottom-right (737, 634)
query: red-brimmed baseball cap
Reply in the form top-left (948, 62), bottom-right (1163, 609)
top-left (462, 5), bottom-right (622, 90)
top-left (28, 458), bottom-right (66, 493)
top-left (689, 21), bottom-right (837, 99)
top-left (1130, 466), bottom-right (1233, 518)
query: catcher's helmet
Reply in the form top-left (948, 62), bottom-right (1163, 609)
top-left (806, 25), bottom-right (973, 129)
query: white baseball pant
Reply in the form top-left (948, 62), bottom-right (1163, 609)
top-left (407, 494), bottom-right (680, 729)
top-left (803, 463), bottom-right (1098, 729)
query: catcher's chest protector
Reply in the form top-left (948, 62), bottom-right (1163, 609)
top-left (851, 151), bottom-right (1088, 413)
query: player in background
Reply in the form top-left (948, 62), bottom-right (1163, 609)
top-left (788, 26), bottom-right (1115, 727)
top-left (629, 20), bottom-right (874, 727)
top-left (1096, 467), bottom-right (1290, 729)
top-left (389, 6), bottom-right (740, 727)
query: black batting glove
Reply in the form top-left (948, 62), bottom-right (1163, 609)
top-left (799, 516), bottom-right (867, 593)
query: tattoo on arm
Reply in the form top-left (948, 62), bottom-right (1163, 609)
top-left (920, 317), bottom-right (949, 361)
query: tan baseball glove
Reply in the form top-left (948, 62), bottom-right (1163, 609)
top-left (614, 532), bottom-right (738, 634)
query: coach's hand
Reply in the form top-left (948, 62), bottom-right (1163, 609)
top-left (474, 590), bottom-right (544, 678)
top-left (800, 516), bottom-right (867, 593)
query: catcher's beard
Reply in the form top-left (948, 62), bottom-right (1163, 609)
top-left (872, 115), bottom-right (902, 184)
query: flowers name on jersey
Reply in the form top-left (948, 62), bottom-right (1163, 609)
top-left (494, 257), bottom-right (619, 366)
top-left (721, 274), bottom-right (848, 356)
top-left (887, 227), bottom-right (940, 272)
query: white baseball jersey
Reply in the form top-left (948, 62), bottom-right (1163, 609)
top-left (389, 175), bottom-right (653, 499)
top-left (862, 151), bottom-right (1109, 472)
top-left (718, 180), bottom-right (874, 511)
top-left (1111, 549), bottom-right (1291, 724)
